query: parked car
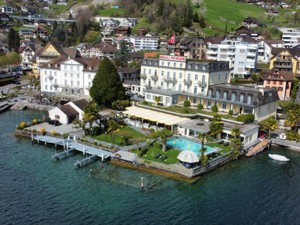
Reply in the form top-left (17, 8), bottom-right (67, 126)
top-left (48, 120), bottom-right (61, 126)
top-left (11, 80), bottom-right (21, 85)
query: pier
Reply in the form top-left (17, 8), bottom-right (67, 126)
top-left (245, 139), bottom-right (271, 157)
top-left (32, 135), bottom-right (114, 167)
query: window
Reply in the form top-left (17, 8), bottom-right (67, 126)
top-left (45, 85), bottom-right (47, 90)
top-left (240, 49), bottom-right (245, 53)
top-left (173, 72), bottom-right (176, 80)
top-left (225, 74), bottom-right (228, 81)
top-left (71, 73), bottom-right (73, 78)
top-left (231, 92), bottom-right (236, 101)
top-left (179, 84), bottom-right (182, 91)
top-left (208, 89), bottom-right (212, 97)
top-left (77, 74), bottom-right (79, 78)
top-left (278, 87), bottom-right (283, 91)
top-left (222, 103), bottom-right (226, 109)
top-left (207, 100), bottom-right (211, 108)
top-left (188, 74), bottom-right (191, 81)
top-left (44, 71), bottom-right (47, 75)
top-left (173, 63), bottom-right (176, 67)
top-left (161, 61), bottom-right (164, 66)
top-left (65, 80), bottom-right (67, 85)
top-left (180, 63), bottom-right (182, 68)
top-left (247, 95), bottom-right (252, 104)
top-left (279, 81), bottom-right (283, 85)
top-left (161, 71), bottom-right (164, 76)
top-left (195, 75), bottom-right (198, 80)
top-left (88, 74), bottom-right (91, 79)
top-left (77, 81), bottom-right (80, 86)
top-left (273, 81), bottom-right (276, 84)
top-left (218, 74), bottom-right (221, 81)
top-left (179, 73), bottom-right (182, 79)
top-left (216, 90), bottom-right (220, 98)
top-left (194, 86), bottom-right (197, 94)
top-left (240, 94), bottom-right (244, 102)
top-left (44, 77), bottom-right (47, 82)
top-left (167, 72), bottom-right (170, 79)
top-left (201, 87), bottom-right (205, 92)
top-left (71, 81), bottom-right (73, 86)
top-left (223, 91), bottom-right (227, 100)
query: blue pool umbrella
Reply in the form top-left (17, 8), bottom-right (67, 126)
top-left (177, 150), bottom-right (199, 163)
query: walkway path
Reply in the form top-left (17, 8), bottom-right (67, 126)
top-left (272, 138), bottom-right (300, 152)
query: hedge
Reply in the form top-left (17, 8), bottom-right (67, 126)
top-left (237, 114), bottom-right (254, 123)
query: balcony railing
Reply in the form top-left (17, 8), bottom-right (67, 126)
top-left (164, 77), bottom-right (177, 84)
top-left (140, 74), bottom-right (147, 79)
top-left (184, 79), bottom-right (192, 85)
top-left (198, 81), bottom-right (207, 87)
top-left (151, 75), bottom-right (158, 81)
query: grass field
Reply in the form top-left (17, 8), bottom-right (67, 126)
top-left (142, 143), bottom-right (180, 164)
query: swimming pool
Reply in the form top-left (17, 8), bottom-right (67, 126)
top-left (166, 137), bottom-right (217, 156)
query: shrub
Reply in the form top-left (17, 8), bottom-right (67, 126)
top-left (237, 114), bottom-right (254, 123)
top-left (51, 130), bottom-right (58, 136)
top-left (183, 100), bottom-right (190, 107)
top-left (19, 122), bottom-right (27, 129)
top-left (142, 100), bottom-right (148, 105)
top-left (184, 108), bottom-right (190, 113)
top-left (32, 118), bottom-right (38, 125)
top-left (40, 127), bottom-right (46, 135)
top-left (228, 110), bottom-right (233, 116)
top-left (212, 105), bottom-right (218, 113)
top-left (197, 103), bottom-right (203, 110)
top-left (63, 133), bottom-right (69, 139)
top-left (139, 147), bottom-right (148, 157)
top-left (286, 131), bottom-right (300, 142)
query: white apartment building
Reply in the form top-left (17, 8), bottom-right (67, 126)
top-left (279, 28), bottom-right (300, 48)
top-left (129, 35), bottom-right (159, 52)
top-left (40, 57), bottom-right (100, 96)
top-left (206, 37), bottom-right (258, 77)
top-left (140, 55), bottom-right (230, 106)
top-left (257, 40), bottom-right (284, 63)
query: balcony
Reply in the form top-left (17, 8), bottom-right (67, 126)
top-left (140, 74), bottom-right (147, 79)
top-left (151, 75), bottom-right (158, 81)
top-left (198, 81), bottom-right (207, 87)
top-left (145, 84), bottom-right (152, 89)
top-left (184, 79), bottom-right (192, 85)
top-left (164, 77), bottom-right (177, 84)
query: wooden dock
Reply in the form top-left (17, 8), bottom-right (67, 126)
top-left (246, 139), bottom-right (271, 157)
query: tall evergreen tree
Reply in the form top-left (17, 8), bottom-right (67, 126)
top-left (90, 57), bottom-right (126, 108)
top-left (8, 28), bottom-right (20, 52)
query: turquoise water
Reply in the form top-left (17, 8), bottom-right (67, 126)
top-left (1, 110), bottom-right (300, 225)
top-left (166, 137), bottom-right (216, 156)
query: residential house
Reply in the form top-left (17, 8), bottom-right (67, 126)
top-left (19, 28), bottom-right (35, 40)
top-left (31, 42), bottom-right (80, 77)
top-left (78, 42), bottom-right (117, 59)
top-left (0, 5), bottom-right (14, 14)
top-left (140, 54), bottom-right (278, 121)
top-left (0, 13), bottom-right (10, 23)
top-left (18, 40), bottom-right (42, 69)
top-left (257, 40), bottom-right (284, 63)
top-left (278, 28), bottom-right (300, 48)
top-left (48, 98), bottom-right (89, 124)
top-left (235, 26), bottom-right (261, 40)
top-left (33, 25), bottom-right (49, 40)
top-left (39, 56), bottom-right (100, 96)
top-left (269, 48), bottom-right (300, 75)
top-left (206, 36), bottom-right (258, 77)
top-left (262, 69), bottom-right (293, 100)
top-left (118, 67), bottom-right (141, 95)
top-left (137, 27), bottom-right (150, 36)
top-left (243, 16), bottom-right (265, 28)
top-left (173, 36), bottom-right (207, 60)
top-left (129, 35), bottom-right (159, 52)
top-left (115, 26), bottom-right (131, 36)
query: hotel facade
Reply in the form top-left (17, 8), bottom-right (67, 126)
top-left (140, 55), bottom-right (278, 122)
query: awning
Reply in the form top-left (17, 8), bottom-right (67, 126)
top-left (124, 106), bottom-right (190, 126)
top-left (177, 150), bottom-right (199, 163)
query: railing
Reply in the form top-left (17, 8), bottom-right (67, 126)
top-left (164, 78), bottom-right (177, 84)
top-left (184, 79), bottom-right (192, 85)
top-left (151, 75), bottom-right (158, 81)
top-left (198, 81), bottom-right (207, 87)
top-left (140, 74), bottom-right (147, 79)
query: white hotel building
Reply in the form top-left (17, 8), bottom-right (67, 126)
top-left (140, 55), bottom-right (279, 122)
top-left (129, 35), bottom-right (159, 52)
top-left (39, 57), bottom-right (100, 96)
top-left (206, 38), bottom-right (258, 77)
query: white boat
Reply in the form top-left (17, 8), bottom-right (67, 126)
top-left (269, 154), bottom-right (290, 162)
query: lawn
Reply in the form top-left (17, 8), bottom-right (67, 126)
top-left (96, 8), bottom-right (127, 17)
top-left (206, 142), bottom-right (231, 154)
top-left (141, 143), bottom-right (181, 164)
top-left (93, 126), bottom-right (145, 146)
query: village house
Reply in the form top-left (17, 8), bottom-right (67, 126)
top-left (262, 69), bottom-right (294, 100)
top-left (278, 27), bottom-right (300, 48)
top-left (129, 35), bottom-right (159, 52)
top-left (269, 48), bottom-right (300, 75)
top-left (18, 40), bottom-right (43, 70)
top-left (78, 42), bottom-right (117, 59)
top-left (48, 98), bottom-right (89, 125)
top-left (173, 36), bottom-right (207, 60)
top-left (243, 16), bottom-right (265, 28)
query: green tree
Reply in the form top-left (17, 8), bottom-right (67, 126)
top-left (154, 96), bottom-right (161, 106)
top-left (107, 119), bottom-right (121, 145)
top-left (90, 57), bottom-right (126, 108)
top-left (209, 113), bottom-right (223, 138)
top-left (199, 16), bottom-right (206, 28)
top-left (149, 128), bottom-right (174, 152)
top-left (259, 116), bottom-right (278, 138)
top-left (8, 28), bottom-right (20, 52)
top-left (198, 132), bottom-right (208, 166)
top-left (230, 138), bottom-right (242, 159)
top-left (115, 40), bottom-right (129, 66)
top-left (183, 100), bottom-right (190, 107)
top-left (285, 104), bottom-right (300, 131)
top-left (83, 30), bottom-right (100, 44)
top-left (291, 78), bottom-right (298, 102)
top-left (193, 12), bottom-right (199, 23)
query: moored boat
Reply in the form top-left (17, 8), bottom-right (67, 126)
top-left (269, 154), bottom-right (290, 162)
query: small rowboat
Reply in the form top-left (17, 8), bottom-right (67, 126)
top-left (269, 154), bottom-right (290, 162)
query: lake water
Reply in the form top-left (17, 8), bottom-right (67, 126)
top-left (1, 110), bottom-right (300, 225)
